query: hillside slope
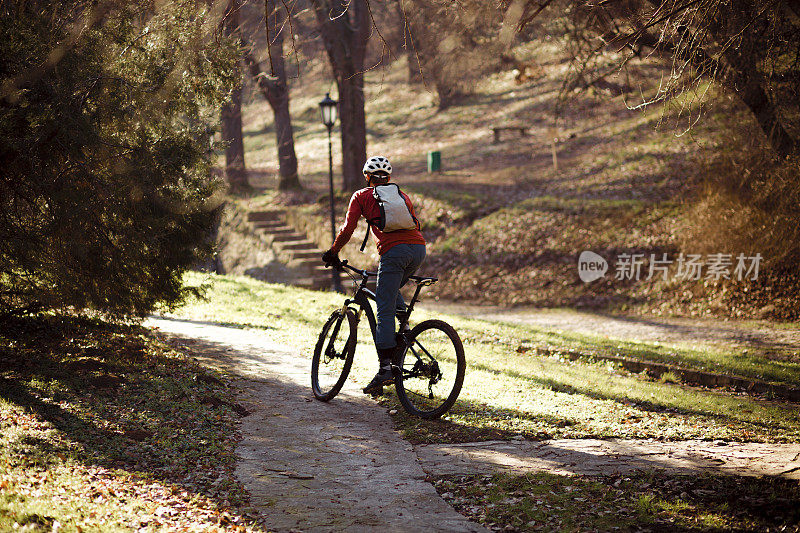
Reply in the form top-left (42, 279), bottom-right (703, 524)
top-left (231, 38), bottom-right (793, 320)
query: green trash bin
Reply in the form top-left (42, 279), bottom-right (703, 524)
top-left (427, 150), bottom-right (441, 173)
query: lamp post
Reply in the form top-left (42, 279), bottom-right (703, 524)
top-left (319, 93), bottom-right (342, 293)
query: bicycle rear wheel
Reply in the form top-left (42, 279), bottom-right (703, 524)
top-left (395, 319), bottom-right (465, 419)
top-left (311, 308), bottom-right (357, 401)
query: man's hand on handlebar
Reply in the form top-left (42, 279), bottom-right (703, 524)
top-left (321, 249), bottom-right (343, 270)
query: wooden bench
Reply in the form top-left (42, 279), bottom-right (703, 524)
top-left (491, 125), bottom-right (529, 143)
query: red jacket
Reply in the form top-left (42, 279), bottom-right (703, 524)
top-left (332, 186), bottom-right (425, 255)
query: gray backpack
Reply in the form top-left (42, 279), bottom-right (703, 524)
top-left (360, 184), bottom-right (419, 251)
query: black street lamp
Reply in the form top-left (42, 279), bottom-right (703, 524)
top-left (319, 93), bottom-right (342, 293)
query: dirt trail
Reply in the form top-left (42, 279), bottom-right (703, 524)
top-left (146, 317), bottom-right (800, 531)
top-left (424, 302), bottom-right (800, 354)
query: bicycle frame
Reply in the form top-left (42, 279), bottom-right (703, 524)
top-left (338, 261), bottom-right (435, 348)
top-left (347, 285), bottom-right (379, 346)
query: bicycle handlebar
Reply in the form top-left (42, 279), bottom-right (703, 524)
top-left (341, 260), bottom-right (375, 277)
top-left (324, 259), bottom-right (438, 284)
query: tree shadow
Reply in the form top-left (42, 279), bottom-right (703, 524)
top-left (0, 316), bottom-right (254, 524)
top-left (590, 311), bottom-right (800, 356)
top-left (461, 355), bottom-right (799, 433)
top-left (152, 319), bottom-right (789, 480)
top-left (440, 470), bottom-right (800, 532)
top-left (389, 396), bottom-right (577, 445)
top-left (5, 314), bottom-right (794, 531)
top-left (153, 314), bottom-right (277, 331)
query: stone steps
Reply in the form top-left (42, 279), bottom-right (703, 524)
top-left (247, 209), bottom-right (331, 291)
top-left (248, 210), bottom-right (282, 222)
top-left (292, 250), bottom-right (323, 260)
top-left (252, 219), bottom-right (285, 228)
top-left (254, 225), bottom-right (295, 235)
top-left (281, 240), bottom-right (318, 251)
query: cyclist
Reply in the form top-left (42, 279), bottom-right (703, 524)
top-left (322, 156), bottom-right (426, 395)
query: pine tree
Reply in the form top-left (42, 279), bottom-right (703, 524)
top-left (0, 0), bottom-right (238, 319)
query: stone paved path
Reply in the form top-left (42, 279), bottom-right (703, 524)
top-left (146, 317), bottom-right (488, 533)
top-left (147, 317), bottom-right (800, 532)
top-left (415, 440), bottom-right (800, 479)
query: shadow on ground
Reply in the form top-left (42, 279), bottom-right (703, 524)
top-left (0, 316), bottom-right (254, 523)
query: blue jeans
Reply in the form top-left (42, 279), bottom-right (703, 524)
top-left (374, 243), bottom-right (426, 350)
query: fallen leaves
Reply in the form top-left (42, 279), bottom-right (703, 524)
top-left (89, 373), bottom-right (125, 389)
top-left (0, 316), bottom-right (260, 532)
top-left (434, 471), bottom-right (800, 532)
top-left (123, 429), bottom-right (153, 442)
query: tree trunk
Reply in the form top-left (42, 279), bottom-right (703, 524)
top-left (337, 72), bottom-right (367, 191)
top-left (221, 80), bottom-right (249, 191)
top-left (633, 17), bottom-right (797, 159)
top-left (707, 1), bottom-right (797, 159)
top-left (220, 0), bottom-right (249, 192)
top-left (310, 0), bottom-right (370, 192)
top-left (245, 49), bottom-right (301, 190)
top-left (721, 59), bottom-right (797, 159)
top-left (273, 100), bottom-right (301, 190)
top-left (267, 0), bottom-right (301, 189)
top-left (735, 77), bottom-right (796, 159)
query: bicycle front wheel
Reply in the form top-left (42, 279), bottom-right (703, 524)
top-left (395, 319), bottom-right (465, 419)
top-left (311, 308), bottom-right (357, 401)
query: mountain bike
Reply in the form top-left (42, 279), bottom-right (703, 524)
top-left (311, 260), bottom-right (465, 419)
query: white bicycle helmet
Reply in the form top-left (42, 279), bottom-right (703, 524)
top-left (363, 156), bottom-right (392, 176)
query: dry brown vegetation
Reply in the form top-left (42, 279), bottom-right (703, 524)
top-left (233, 10), bottom-right (800, 320)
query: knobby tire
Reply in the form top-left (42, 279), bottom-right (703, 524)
top-left (394, 319), bottom-right (465, 419)
top-left (311, 308), bottom-right (357, 401)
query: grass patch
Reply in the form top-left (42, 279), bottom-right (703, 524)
top-left (171, 272), bottom-right (343, 346)
top-left (0, 315), bottom-right (259, 531)
top-left (432, 471), bottom-right (800, 532)
top-left (172, 273), bottom-right (800, 444)
top-left (450, 314), bottom-right (800, 387)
